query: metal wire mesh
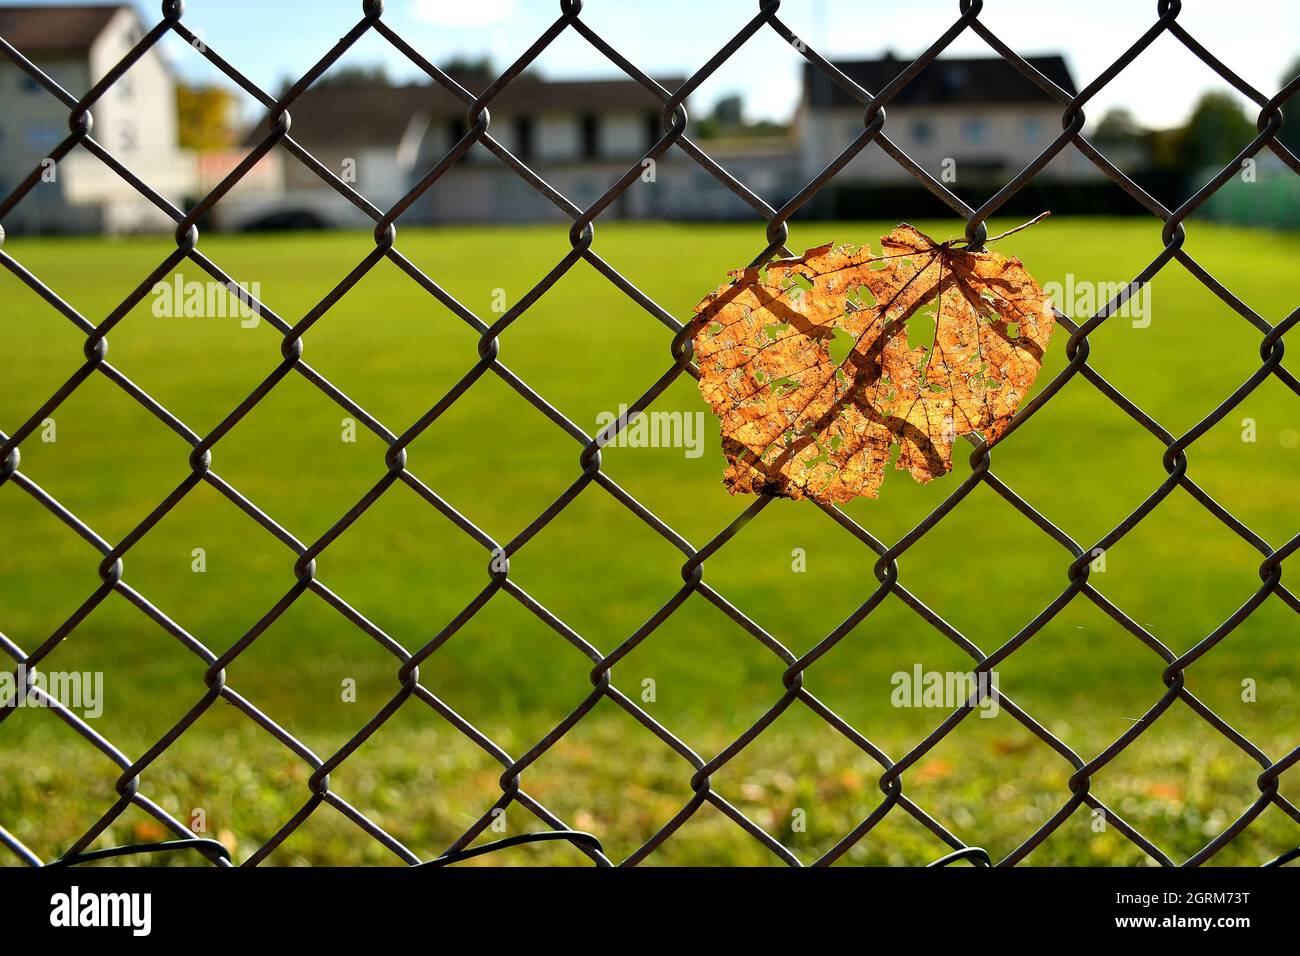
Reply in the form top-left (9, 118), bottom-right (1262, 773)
top-left (0, 0), bottom-right (1297, 868)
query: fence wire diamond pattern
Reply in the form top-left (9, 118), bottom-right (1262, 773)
top-left (1, 0), bottom-right (1298, 867)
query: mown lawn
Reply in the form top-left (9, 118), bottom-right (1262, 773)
top-left (1, 217), bottom-right (1297, 865)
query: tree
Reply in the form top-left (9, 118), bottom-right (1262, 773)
top-left (317, 63), bottom-right (392, 87)
top-left (1091, 107), bottom-right (1142, 147)
top-left (440, 56), bottom-right (494, 83)
top-left (695, 92), bottom-right (789, 140)
top-left (176, 84), bottom-right (238, 150)
top-left (711, 94), bottom-right (744, 127)
top-left (1279, 57), bottom-right (1300, 156)
top-left (1176, 91), bottom-right (1256, 169)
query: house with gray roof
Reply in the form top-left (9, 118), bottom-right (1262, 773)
top-left (230, 53), bottom-right (1096, 228)
top-left (227, 72), bottom-right (802, 229)
top-left (0, 2), bottom-right (192, 233)
top-left (796, 53), bottom-right (1095, 204)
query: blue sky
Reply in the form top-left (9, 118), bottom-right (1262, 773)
top-left (19, 0), bottom-right (1300, 129)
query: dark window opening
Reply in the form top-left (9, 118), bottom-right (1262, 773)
top-left (580, 113), bottom-right (599, 160)
top-left (644, 110), bottom-right (661, 152)
top-left (514, 115), bottom-right (534, 162)
top-left (448, 117), bottom-right (469, 165)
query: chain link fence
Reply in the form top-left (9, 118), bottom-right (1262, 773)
top-left (0, 0), bottom-right (1297, 867)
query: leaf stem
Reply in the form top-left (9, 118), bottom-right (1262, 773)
top-left (979, 211), bottom-right (1051, 245)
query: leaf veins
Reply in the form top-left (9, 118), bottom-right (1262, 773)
top-left (689, 221), bottom-right (1055, 503)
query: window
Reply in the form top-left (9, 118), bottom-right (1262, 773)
top-left (447, 117), bottom-right (468, 163)
top-left (941, 65), bottom-right (970, 91)
top-left (579, 113), bottom-right (599, 160)
top-left (513, 115), bottom-right (534, 162)
top-left (644, 110), bottom-right (661, 153)
top-left (22, 74), bottom-right (41, 94)
top-left (25, 124), bottom-right (61, 152)
top-left (911, 119), bottom-right (933, 144)
top-left (1022, 116), bottom-right (1044, 141)
top-left (962, 117), bottom-right (989, 144)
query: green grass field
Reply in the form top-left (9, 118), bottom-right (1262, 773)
top-left (1, 217), bottom-right (1297, 866)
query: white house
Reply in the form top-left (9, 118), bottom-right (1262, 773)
top-left (0, 2), bottom-right (193, 234)
top-left (231, 54), bottom-right (1101, 228)
top-left (229, 72), bottom-right (803, 228)
top-left (414, 75), bottom-right (694, 223)
top-left (796, 54), bottom-right (1097, 202)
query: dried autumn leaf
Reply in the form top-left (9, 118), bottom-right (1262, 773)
top-left (690, 220), bottom-right (1054, 503)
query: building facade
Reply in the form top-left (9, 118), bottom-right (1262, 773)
top-left (0, 5), bottom-right (1096, 232)
top-left (0, 3), bottom-right (192, 234)
top-left (796, 54), bottom-right (1097, 215)
top-left (228, 74), bottom-right (803, 229)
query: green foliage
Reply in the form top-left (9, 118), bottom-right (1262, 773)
top-left (1176, 91), bottom-right (1257, 168)
top-left (176, 84), bottom-right (239, 151)
top-left (1279, 56), bottom-right (1300, 157)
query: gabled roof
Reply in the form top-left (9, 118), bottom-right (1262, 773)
top-left (251, 84), bottom-right (436, 149)
top-left (0, 3), bottom-right (129, 56)
top-left (806, 54), bottom-right (1076, 109)
top-left (244, 75), bottom-right (686, 149)
top-left (488, 76), bottom-right (684, 115)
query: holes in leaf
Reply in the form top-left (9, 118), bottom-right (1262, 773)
top-left (770, 376), bottom-right (800, 398)
top-left (908, 299), bottom-right (939, 352)
top-left (846, 284), bottom-right (876, 313)
top-left (828, 325), bottom-right (856, 365)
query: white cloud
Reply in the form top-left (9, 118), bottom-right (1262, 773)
top-left (411, 0), bottom-right (518, 29)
